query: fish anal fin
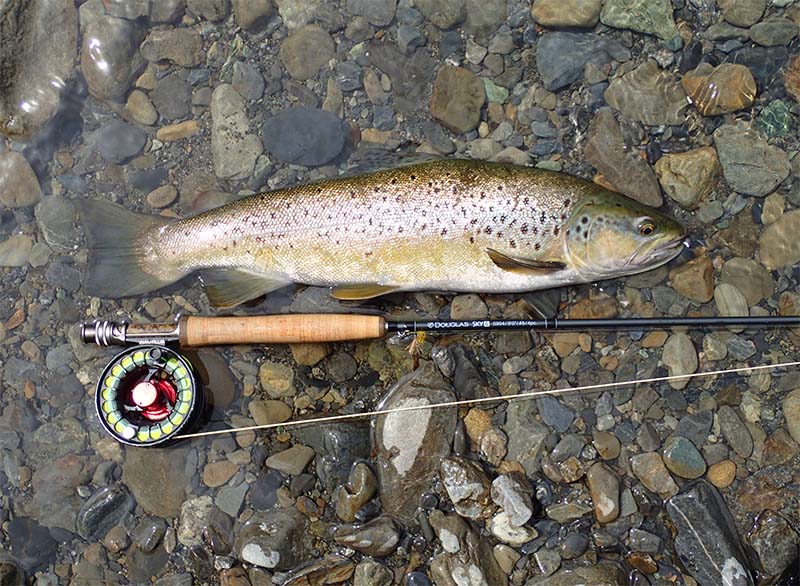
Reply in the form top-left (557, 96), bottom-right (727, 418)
top-left (330, 284), bottom-right (399, 300)
top-left (486, 248), bottom-right (566, 274)
top-left (201, 269), bottom-right (289, 308)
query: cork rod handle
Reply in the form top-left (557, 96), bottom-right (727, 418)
top-left (180, 314), bottom-right (386, 346)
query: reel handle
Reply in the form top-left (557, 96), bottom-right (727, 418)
top-left (180, 314), bottom-right (386, 346)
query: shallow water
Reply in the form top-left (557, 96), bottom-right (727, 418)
top-left (1, 0), bottom-right (800, 585)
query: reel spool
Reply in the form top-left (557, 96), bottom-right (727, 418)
top-left (95, 345), bottom-right (205, 446)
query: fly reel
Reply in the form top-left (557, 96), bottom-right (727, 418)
top-left (95, 345), bottom-right (205, 446)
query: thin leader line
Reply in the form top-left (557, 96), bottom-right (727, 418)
top-left (175, 359), bottom-right (800, 440)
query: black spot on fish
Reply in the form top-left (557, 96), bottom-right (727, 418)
top-left (410, 174), bottom-right (417, 180)
top-left (471, 218), bottom-right (478, 225)
top-left (469, 236), bottom-right (475, 244)
top-left (523, 197), bottom-right (529, 205)
top-left (485, 226), bottom-right (493, 234)
top-left (581, 216), bottom-right (588, 224)
top-left (441, 228), bottom-right (448, 236)
top-left (497, 185), bottom-right (503, 191)
top-left (540, 211), bottom-right (546, 223)
top-left (564, 199), bottom-right (571, 206)
top-left (391, 178), bottom-right (397, 185)
top-left (510, 239), bottom-right (516, 248)
top-left (553, 226), bottom-right (560, 236)
top-left (534, 243), bottom-right (541, 251)
top-left (521, 224), bottom-right (529, 234)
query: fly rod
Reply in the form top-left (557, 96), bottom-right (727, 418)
top-left (80, 313), bottom-right (800, 448)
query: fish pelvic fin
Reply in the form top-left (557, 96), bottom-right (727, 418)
top-left (486, 248), bottom-right (566, 274)
top-left (201, 268), bottom-right (290, 308)
top-left (330, 284), bottom-right (399, 300)
top-left (76, 198), bottom-right (180, 298)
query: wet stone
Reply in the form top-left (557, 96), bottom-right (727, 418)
top-left (0, 151), bottom-right (41, 209)
top-left (280, 26), bottom-right (335, 81)
top-left (463, 0), bottom-right (506, 41)
top-left (536, 32), bottom-right (629, 91)
top-left (537, 396), bottom-right (574, 433)
top-left (600, 0), bottom-right (681, 48)
top-left (605, 60), bottom-right (687, 126)
top-left (630, 452), bottom-right (678, 498)
top-left (334, 516), bottom-right (401, 557)
top-left (25, 417), bottom-right (87, 467)
top-left (717, 405), bottom-right (753, 458)
top-left (430, 65), bottom-right (485, 134)
top-left (782, 388), bottom-right (800, 444)
top-left (415, 0), bottom-right (466, 29)
top-left (490, 474), bottom-right (533, 526)
top-left (140, 28), bottom-right (203, 67)
top-left (296, 421), bottom-right (370, 493)
top-left (347, 0), bottom-right (396, 27)
top-left (90, 119), bottom-right (147, 164)
top-left (151, 74), bottom-right (192, 121)
top-left (440, 456), bottom-right (493, 520)
top-left (81, 16), bottom-right (144, 101)
top-left (586, 462), bottom-right (620, 523)
top-left (719, 257), bottom-right (774, 306)
top-left (235, 508), bottom-right (308, 570)
top-left (232, 61), bottom-right (265, 101)
top-left (264, 444), bottom-right (315, 476)
top-left (178, 496), bottom-right (215, 547)
top-left (263, 107), bottom-right (347, 167)
top-left (0, 235), bottom-right (33, 267)
top-left (249, 469), bottom-right (285, 511)
top-left (661, 333), bottom-right (697, 390)
top-left (714, 121), bottom-right (790, 197)
top-left (217, 481), bottom-right (248, 517)
top-left (233, 0), bottom-right (274, 30)
top-left (718, 0), bottom-right (766, 28)
top-left (531, 0), bottom-right (601, 28)
top-left (655, 147), bottom-right (720, 210)
top-left (373, 364), bottom-right (456, 525)
top-left (430, 526), bottom-right (508, 586)
top-left (682, 63), bottom-right (756, 117)
top-left (759, 210), bottom-right (800, 271)
top-left (122, 446), bottom-right (190, 518)
top-left (751, 18), bottom-right (797, 47)
top-left (353, 559), bottom-right (393, 586)
top-left (525, 562), bottom-right (627, 586)
top-left (8, 517), bottom-right (58, 573)
top-left (747, 510), bottom-right (799, 577)
top-left (187, 0), bottom-right (229, 21)
top-left (666, 480), bottom-right (755, 586)
top-left (76, 485), bottom-right (135, 541)
top-left (132, 517), bottom-right (168, 553)
top-left (504, 401), bottom-right (549, 475)
top-left (211, 84), bottom-right (263, 180)
top-left (28, 454), bottom-right (94, 533)
top-left (662, 435), bottom-right (706, 479)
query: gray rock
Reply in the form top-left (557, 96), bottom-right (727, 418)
top-left (585, 107), bottom-right (662, 207)
top-left (536, 395), bottom-right (574, 433)
top-left (398, 24), bottom-right (426, 53)
top-left (533, 548), bottom-right (561, 577)
top-left (150, 0), bottom-right (187, 23)
top-left (26, 454), bottom-right (94, 533)
top-left (0, 151), bottom-right (41, 209)
top-left (122, 446), bottom-right (190, 518)
top-left (216, 481), bottom-right (248, 517)
top-left (132, 517), bottom-right (168, 553)
top-left (90, 119), bottom-right (148, 164)
top-left (273, 0), bottom-right (322, 29)
top-left (295, 422), bottom-right (370, 493)
top-left (714, 122), bottom-right (790, 197)
top-left (249, 469), bottom-right (284, 511)
top-left (490, 475), bottom-right (533, 526)
top-left (750, 18), bottom-right (797, 47)
top-left (178, 496), bottom-right (215, 547)
top-left (666, 480), bottom-right (755, 586)
top-left (334, 516), bottom-right (401, 557)
top-left (759, 210), bottom-right (800, 271)
top-left (0, 235), bottom-right (33, 267)
top-left (536, 32), bottom-right (629, 91)
top-left (717, 405), bottom-right (753, 459)
top-left (747, 510), bottom-right (799, 577)
top-left (674, 411), bottom-right (713, 448)
top-left (429, 65), bottom-right (485, 134)
top-left (233, 0), bottom-right (274, 30)
top-left (264, 444), bottom-right (315, 476)
top-left (504, 401), bottom-right (549, 475)
top-left (783, 389), bottom-right (800, 445)
top-left (430, 526), bottom-right (508, 586)
top-left (232, 61), bottom-right (265, 101)
top-left (368, 40), bottom-right (436, 113)
top-left (24, 417), bottom-right (87, 467)
top-left (262, 107), bottom-right (347, 167)
top-left (211, 84), bottom-right (263, 179)
top-left (140, 28), bottom-right (203, 67)
top-left (440, 456), bottom-right (493, 520)
top-left (523, 563), bottom-right (626, 586)
top-left (234, 507), bottom-right (308, 570)
top-left (187, 0), bottom-right (230, 21)
top-left (373, 363), bottom-right (456, 524)
top-left (605, 60), bottom-right (688, 126)
top-left (559, 532), bottom-right (590, 559)
top-left (354, 559), bottom-right (393, 586)
top-left (36, 195), bottom-right (79, 252)
top-left (347, 0), bottom-right (396, 26)
top-left (279, 25), bottom-right (334, 80)
top-left (464, 0), bottom-right (506, 41)
top-left (151, 74), bottom-right (192, 121)
top-left (719, 0), bottom-right (766, 28)
top-left (77, 485), bottom-right (135, 541)
top-left (415, 0), bottom-right (466, 29)
top-left (0, 0), bottom-right (78, 137)
top-left (7, 517), bottom-right (58, 572)
top-left (662, 435), bottom-right (706, 479)
top-left (334, 60), bottom-right (363, 92)
top-left (81, 16), bottom-right (145, 101)
top-left (336, 462), bottom-right (377, 522)
top-left (719, 257), bottom-right (774, 306)
top-left (661, 333), bottom-right (697, 390)
top-left (600, 0), bottom-right (681, 48)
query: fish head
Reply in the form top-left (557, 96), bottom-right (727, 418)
top-left (564, 190), bottom-right (687, 280)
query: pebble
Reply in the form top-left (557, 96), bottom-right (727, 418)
top-left (0, 151), bottom-right (41, 209)
top-left (666, 480), bottom-right (754, 586)
top-left (536, 32), bottom-right (629, 91)
top-left (655, 147), bottom-right (720, 210)
top-left (232, 0), bottom-right (274, 30)
top-left (235, 508), bottom-right (308, 570)
top-left (280, 26), bottom-right (334, 81)
top-left (714, 283), bottom-right (749, 323)
top-left (140, 28), bottom-right (203, 67)
top-left (463, 0), bottom-right (506, 40)
top-left (0, 235), bottom-right (34, 267)
top-left (178, 496), bottom-right (215, 547)
top-left (707, 460), bottom-right (735, 489)
top-left (440, 456), bottom-right (493, 520)
top-left (490, 511), bottom-right (538, 545)
top-left (605, 60), bottom-right (687, 126)
top-left (662, 435), bottom-right (706, 479)
top-left (585, 107), bottom-right (662, 207)
top-left (600, 0), bottom-right (681, 48)
top-left (429, 65), bottom-right (485, 134)
top-left (347, 0), bottom-right (397, 27)
top-left (714, 121), bottom-right (791, 197)
top-left (232, 62), bottom-right (265, 101)
top-left (719, 257), bottom-right (774, 305)
top-left (586, 462), bottom-right (620, 523)
top-left (505, 401), bottom-right (550, 475)
top-left (147, 185), bottom-right (179, 208)
top-left (761, 192), bottom-right (785, 225)
top-left (534, 563), bottom-right (627, 585)
top-left (249, 469), bottom-right (284, 511)
top-left (264, 444), bottom-right (315, 476)
top-left (122, 447), bottom-right (191, 518)
top-left (450, 293), bottom-right (488, 320)
top-left (203, 460), bottom-right (239, 488)
top-left (717, 405), bottom-right (754, 458)
top-left (751, 17), bottom-right (797, 47)
top-left (354, 559), bottom-right (393, 586)
top-left (759, 210), bottom-right (800, 270)
top-left (630, 452), bottom-right (678, 498)
top-left (263, 107), bottom-right (347, 167)
top-left (681, 63), bottom-right (756, 116)
top-left (336, 462), bottom-right (377, 522)
top-left (592, 431), bottom-right (621, 460)
top-left (156, 120), bottom-right (200, 142)
top-left (668, 256), bottom-right (714, 302)
top-left (661, 333), bottom-right (697, 390)
top-left (187, 0), bottom-right (229, 21)
top-left (152, 74), bottom-right (192, 121)
top-left (76, 485), bottom-right (135, 541)
top-left (783, 388), bottom-right (800, 444)
top-left (537, 396), bottom-right (574, 433)
top-left (493, 544), bottom-right (521, 574)
top-left (81, 16), bottom-right (144, 101)
top-left (126, 90), bottom-right (158, 125)
top-left (132, 517), bottom-right (168, 553)
top-left (718, 0), bottom-right (766, 27)
top-left (210, 84), bottom-right (263, 180)
top-left (91, 119), bottom-right (147, 163)
top-left (374, 364), bottom-right (457, 524)
top-left (415, 0), bottom-right (466, 29)
top-left (7, 517), bottom-right (59, 573)
top-left (249, 399), bottom-right (292, 425)
top-left (490, 475), bottom-right (533, 526)
top-left (531, 0), bottom-right (601, 28)
top-left (334, 516), bottom-right (401, 557)
top-left (747, 510), bottom-right (799, 576)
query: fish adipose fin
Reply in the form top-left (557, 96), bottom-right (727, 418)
top-left (486, 248), bottom-right (566, 274)
top-left (76, 198), bottom-right (178, 298)
top-left (330, 284), bottom-right (399, 300)
top-left (201, 269), bottom-right (290, 308)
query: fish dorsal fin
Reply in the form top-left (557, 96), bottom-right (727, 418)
top-left (330, 284), bottom-right (399, 300)
top-left (486, 248), bottom-right (566, 274)
top-left (201, 269), bottom-right (290, 308)
top-left (344, 148), bottom-right (442, 176)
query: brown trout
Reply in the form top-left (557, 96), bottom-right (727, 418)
top-left (78, 159), bottom-right (686, 308)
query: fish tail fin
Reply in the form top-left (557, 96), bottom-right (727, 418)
top-left (76, 198), bottom-right (183, 298)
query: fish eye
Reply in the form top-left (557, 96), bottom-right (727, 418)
top-left (639, 221), bottom-right (656, 237)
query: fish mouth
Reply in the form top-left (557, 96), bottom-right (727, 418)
top-left (629, 233), bottom-right (688, 268)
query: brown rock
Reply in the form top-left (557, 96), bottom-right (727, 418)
top-left (156, 120), bottom-right (199, 141)
top-left (668, 256), bottom-right (714, 303)
top-left (290, 342), bottom-right (330, 366)
top-left (604, 61), bottom-right (687, 126)
top-left (719, 257), bottom-right (775, 306)
top-left (586, 462), bottom-right (620, 523)
top-left (762, 430), bottom-right (799, 466)
top-left (123, 446), bottom-right (190, 517)
top-left (681, 63), bottom-right (756, 116)
top-left (0, 151), bottom-right (42, 209)
top-left (785, 55), bottom-right (800, 103)
top-left (430, 65), bottom-right (486, 134)
top-left (655, 147), bottom-right (721, 209)
top-left (707, 460), bottom-right (736, 489)
top-left (463, 408), bottom-right (493, 445)
top-left (737, 469), bottom-right (791, 513)
top-left (759, 210), bottom-right (800, 271)
top-left (146, 185), bottom-right (178, 209)
top-left (249, 399), bottom-right (292, 425)
top-left (279, 25), bottom-right (334, 81)
top-left (203, 460), bottom-right (238, 488)
top-left (531, 0), bottom-right (601, 28)
top-left (568, 290), bottom-right (618, 319)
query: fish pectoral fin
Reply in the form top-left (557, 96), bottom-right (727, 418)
top-left (486, 248), bottom-right (566, 274)
top-left (201, 269), bottom-right (290, 308)
top-left (330, 284), bottom-right (399, 300)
